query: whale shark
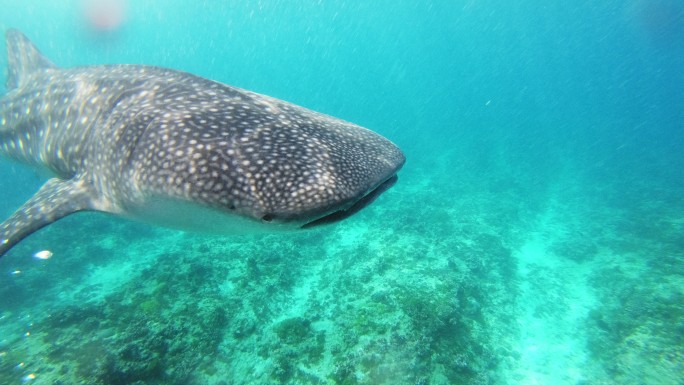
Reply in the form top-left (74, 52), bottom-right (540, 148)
top-left (0, 30), bottom-right (405, 257)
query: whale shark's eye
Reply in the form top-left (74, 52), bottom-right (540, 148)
top-left (261, 214), bottom-right (275, 222)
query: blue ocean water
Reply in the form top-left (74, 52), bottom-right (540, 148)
top-left (1, 0), bottom-right (683, 384)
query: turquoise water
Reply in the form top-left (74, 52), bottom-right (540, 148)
top-left (1, 0), bottom-right (683, 384)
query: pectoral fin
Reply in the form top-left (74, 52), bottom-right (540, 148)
top-left (0, 178), bottom-right (94, 257)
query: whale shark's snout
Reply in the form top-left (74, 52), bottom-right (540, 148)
top-left (254, 127), bottom-right (406, 227)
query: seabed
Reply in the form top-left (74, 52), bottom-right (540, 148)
top-left (1, 151), bottom-right (682, 385)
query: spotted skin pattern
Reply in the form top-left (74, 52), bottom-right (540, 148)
top-left (0, 30), bottom-right (405, 257)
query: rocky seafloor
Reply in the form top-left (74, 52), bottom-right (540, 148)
top-left (0, 154), bottom-right (682, 385)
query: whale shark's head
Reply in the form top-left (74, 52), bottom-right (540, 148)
top-left (131, 87), bottom-right (405, 232)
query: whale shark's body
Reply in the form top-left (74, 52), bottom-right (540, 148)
top-left (0, 30), bottom-right (404, 257)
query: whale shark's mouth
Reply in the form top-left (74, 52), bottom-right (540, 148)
top-left (302, 175), bottom-right (399, 229)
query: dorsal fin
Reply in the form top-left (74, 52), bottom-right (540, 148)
top-left (5, 29), bottom-right (56, 90)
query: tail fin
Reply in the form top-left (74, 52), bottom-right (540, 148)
top-left (5, 29), bottom-right (56, 90)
